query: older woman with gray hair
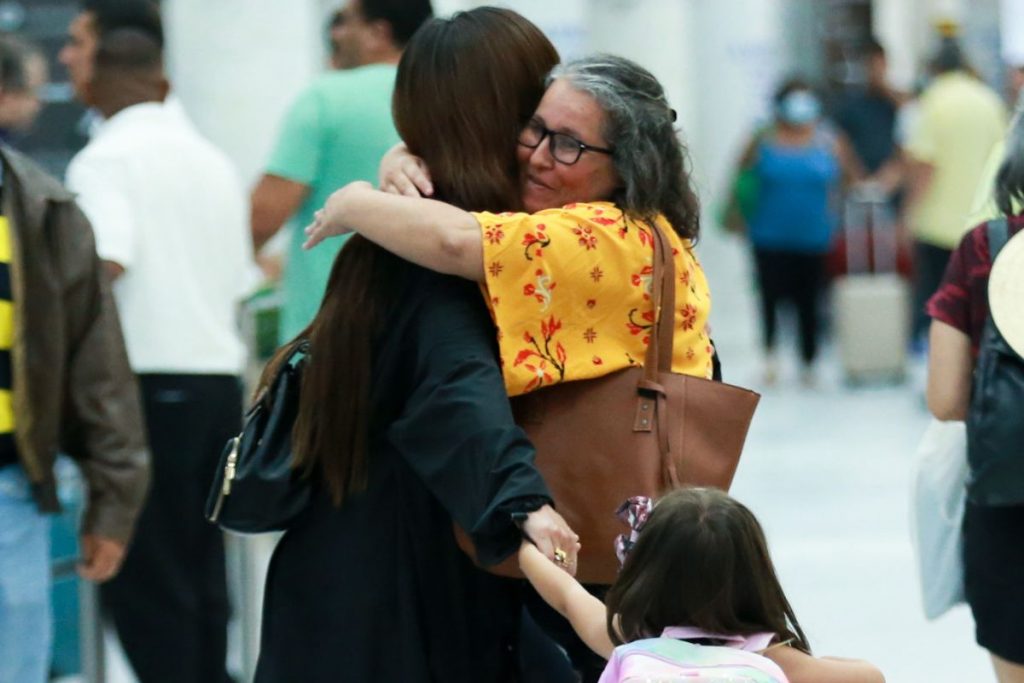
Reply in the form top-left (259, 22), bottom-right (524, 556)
top-left (307, 53), bottom-right (716, 392)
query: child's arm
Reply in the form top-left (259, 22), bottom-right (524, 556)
top-left (765, 645), bottom-right (885, 683)
top-left (518, 542), bottom-right (615, 659)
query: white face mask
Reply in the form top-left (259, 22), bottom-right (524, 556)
top-left (778, 90), bottom-right (821, 126)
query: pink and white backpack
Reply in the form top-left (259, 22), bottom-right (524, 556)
top-left (598, 627), bottom-right (790, 683)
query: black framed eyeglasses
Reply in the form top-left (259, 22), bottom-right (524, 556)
top-left (517, 119), bottom-right (614, 165)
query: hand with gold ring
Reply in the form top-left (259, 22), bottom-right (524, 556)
top-left (522, 504), bottom-right (581, 575)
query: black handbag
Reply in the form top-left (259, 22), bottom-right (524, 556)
top-left (205, 341), bottom-right (312, 533)
top-left (966, 219), bottom-right (1024, 506)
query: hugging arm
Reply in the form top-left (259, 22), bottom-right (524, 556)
top-left (387, 275), bottom-right (574, 564)
top-left (304, 182), bottom-right (485, 281)
top-left (378, 143), bottom-right (434, 198)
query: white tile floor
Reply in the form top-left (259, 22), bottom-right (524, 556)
top-left (81, 233), bottom-right (994, 683)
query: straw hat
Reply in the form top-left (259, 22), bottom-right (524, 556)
top-left (990, 230), bottom-right (1024, 357)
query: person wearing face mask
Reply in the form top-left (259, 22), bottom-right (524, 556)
top-left (729, 77), bottom-right (861, 386)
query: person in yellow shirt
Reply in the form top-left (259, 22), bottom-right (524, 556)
top-left (963, 138), bottom-right (1024, 228)
top-left (903, 37), bottom-right (1007, 341)
top-left (307, 55), bottom-right (714, 398)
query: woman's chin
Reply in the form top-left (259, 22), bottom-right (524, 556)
top-left (521, 186), bottom-right (558, 213)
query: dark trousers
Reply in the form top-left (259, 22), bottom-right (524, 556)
top-left (753, 248), bottom-right (827, 365)
top-left (963, 502), bottom-right (1024, 663)
top-left (525, 584), bottom-right (608, 682)
top-left (103, 374), bottom-right (242, 683)
top-left (913, 241), bottom-right (953, 340)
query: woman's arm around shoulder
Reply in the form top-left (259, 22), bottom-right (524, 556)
top-left (304, 181), bottom-right (485, 280)
top-left (378, 143), bottom-right (434, 198)
top-left (518, 542), bottom-right (614, 660)
top-left (764, 645), bottom-right (885, 683)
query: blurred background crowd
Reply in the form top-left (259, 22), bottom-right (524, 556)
top-left (1, 0), bottom-right (1021, 681)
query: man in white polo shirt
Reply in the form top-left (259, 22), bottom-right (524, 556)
top-left (63, 4), bottom-right (252, 681)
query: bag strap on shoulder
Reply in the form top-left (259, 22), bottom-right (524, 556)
top-left (987, 217), bottom-right (1010, 260)
top-left (290, 339), bottom-right (311, 364)
top-left (634, 218), bottom-right (678, 480)
top-left (642, 220), bottom-right (676, 376)
top-left (661, 627), bottom-right (776, 653)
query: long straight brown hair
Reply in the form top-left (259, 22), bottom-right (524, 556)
top-left (604, 487), bottom-right (811, 653)
top-left (260, 8), bottom-right (559, 505)
top-left (392, 7), bottom-right (560, 211)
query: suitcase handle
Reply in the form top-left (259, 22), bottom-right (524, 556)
top-left (844, 190), bottom-right (898, 275)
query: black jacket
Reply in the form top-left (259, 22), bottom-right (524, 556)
top-left (255, 267), bottom-right (551, 682)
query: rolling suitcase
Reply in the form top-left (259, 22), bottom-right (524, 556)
top-left (834, 193), bottom-right (910, 384)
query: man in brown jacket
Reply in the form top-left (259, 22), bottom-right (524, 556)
top-left (0, 36), bottom-right (149, 682)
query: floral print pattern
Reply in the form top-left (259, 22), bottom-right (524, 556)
top-left (474, 202), bottom-right (713, 396)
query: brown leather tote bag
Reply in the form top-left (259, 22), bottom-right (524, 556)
top-left (457, 222), bottom-right (760, 584)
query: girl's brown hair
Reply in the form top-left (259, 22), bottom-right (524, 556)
top-left (260, 7), bottom-right (559, 505)
top-left (604, 487), bottom-right (811, 653)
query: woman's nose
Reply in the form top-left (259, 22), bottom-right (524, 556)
top-left (528, 139), bottom-right (555, 170)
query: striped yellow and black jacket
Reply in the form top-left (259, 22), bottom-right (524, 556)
top-left (0, 145), bottom-right (148, 543)
top-left (0, 210), bottom-right (15, 467)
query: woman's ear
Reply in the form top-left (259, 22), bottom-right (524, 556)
top-left (366, 19), bottom-right (393, 54)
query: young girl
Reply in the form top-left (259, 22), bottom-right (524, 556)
top-left (519, 488), bottom-right (885, 683)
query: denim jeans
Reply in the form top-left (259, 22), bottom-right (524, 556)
top-left (0, 464), bottom-right (52, 683)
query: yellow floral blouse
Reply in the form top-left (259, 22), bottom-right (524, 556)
top-left (472, 201), bottom-right (713, 396)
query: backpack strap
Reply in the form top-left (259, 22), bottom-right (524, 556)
top-left (661, 627), bottom-right (776, 653)
top-left (987, 217), bottom-right (1010, 260)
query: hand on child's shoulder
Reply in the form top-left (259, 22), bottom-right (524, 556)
top-left (764, 645), bottom-right (885, 683)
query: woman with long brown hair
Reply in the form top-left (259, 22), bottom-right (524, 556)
top-left (253, 9), bottom-right (579, 682)
top-left (306, 52), bottom-right (717, 683)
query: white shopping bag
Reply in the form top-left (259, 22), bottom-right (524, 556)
top-left (910, 419), bottom-right (968, 620)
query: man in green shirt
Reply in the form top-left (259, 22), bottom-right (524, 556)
top-left (251, 0), bottom-right (433, 341)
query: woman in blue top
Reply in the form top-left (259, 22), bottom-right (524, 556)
top-left (734, 77), bottom-right (860, 385)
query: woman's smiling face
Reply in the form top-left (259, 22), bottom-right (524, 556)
top-left (517, 79), bottom-right (620, 213)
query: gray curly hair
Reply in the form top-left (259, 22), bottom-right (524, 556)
top-left (549, 54), bottom-right (701, 240)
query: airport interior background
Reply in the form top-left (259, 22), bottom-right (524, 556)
top-left (10, 0), bottom-right (1021, 680)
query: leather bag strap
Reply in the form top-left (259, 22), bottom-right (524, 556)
top-left (655, 223), bottom-right (676, 372)
top-left (633, 218), bottom-right (678, 480)
top-left (641, 220), bottom-right (676, 379)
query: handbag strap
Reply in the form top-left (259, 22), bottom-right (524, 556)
top-left (654, 221), bottom-right (677, 373)
top-left (255, 339), bottom-right (310, 407)
top-left (987, 217), bottom-right (1009, 259)
top-left (633, 218), bottom-right (679, 483)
